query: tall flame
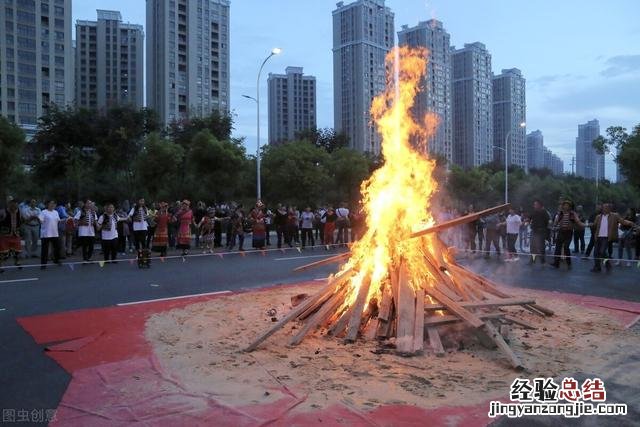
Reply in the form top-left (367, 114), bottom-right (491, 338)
top-left (339, 46), bottom-right (440, 307)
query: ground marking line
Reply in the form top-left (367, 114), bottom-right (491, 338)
top-left (0, 278), bottom-right (39, 284)
top-left (0, 308), bottom-right (6, 311)
top-left (274, 254), bottom-right (338, 262)
top-left (117, 290), bottom-right (232, 306)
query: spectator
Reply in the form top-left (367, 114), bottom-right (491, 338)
top-left (0, 197), bottom-right (23, 270)
top-left (285, 207), bottom-right (298, 247)
top-left (518, 211), bottom-right (529, 253)
top-left (591, 203), bottom-right (636, 273)
top-left (128, 198), bottom-right (149, 250)
top-left (193, 201), bottom-right (206, 249)
top-left (483, 213), bottom-right (501, 259)
top-left (198, 207), bottom-right (215, 253)
top-left (615, 208), bottom-right (637, 267)
top-left (116, 205), bottom-right (132, 255)
top-left (551, 200), bottom-right (584, 269)
top-left (505, 208), bottom-right (522, 261)
top-left (300, 206), bottom-right (315, 248)
top-left (39, 200), bottom-right (61, 269)
top-left (63, 204), bottom-right (75, 256)
top-left (56, 201), bottom-right (69, 259)
top-left (274, 204), bottom-right (287, 249)
top-left (229, 205), bottom-right (245, 251)
top-left (335, 202), bottom-right (350, 245)
top-left (529, 200), bottom-right (550, 264)
top-left (323, 207), bottom-right (338, 246)
top-left (74, 200), bottom-right (98, 263)
top-left (583, 204), bottom-right (601, 259)
top-left (97, 203), bottom-right (119, 263)
top-left (146, 202), bottom-right (158, 249)
top-left (264, 207), bottom-right (273, 246)
top-left (20, 199), bottom-right (41, 259)
top-left (350, 205), bottom-right (365, 243)
top-left (316, 206), bottom-right (326, 243)
top-left (573, 205), bottom-right (586, 254)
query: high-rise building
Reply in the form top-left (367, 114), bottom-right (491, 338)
top-left (267, 66), bottom-right (316, 145)
top-left (493, 68), bottom-right (526, 170)
top-left (147, 0), bottom-right (230, 125)
top-left (398, 19), bottom-right (452, 162)
top-left (75, 10), bottom-right (144, 110)
top-left (451, 42), bottom-right (493, 168)
top-left (526, 130), bottom-right (544, 170)
top-left (575, 119), bottom-right (604, 181)
top-left (332, 0), bottom-right (394, 154)
top-left (0, 0), bottom-right (74, 139)
top-left (542, 147), bottom-right (564, 176)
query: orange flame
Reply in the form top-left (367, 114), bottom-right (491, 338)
top-left (338, 46), bottom-right (440, 308)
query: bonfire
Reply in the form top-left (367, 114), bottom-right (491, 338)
top-left (246, 47), bottom-right (552, 370)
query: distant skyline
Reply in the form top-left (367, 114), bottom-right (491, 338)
top-left (73, 0), bottom-right (640, 181)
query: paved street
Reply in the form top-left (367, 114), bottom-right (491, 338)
top-left (1, 244), bottom-right (638, 420)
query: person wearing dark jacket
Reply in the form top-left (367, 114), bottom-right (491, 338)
top-left (529, 200), bottom-right (550, 264)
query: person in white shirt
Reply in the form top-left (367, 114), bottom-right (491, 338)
top-left (300, 207), bottom-right (315, 248)
top-left (335, 203), bottom-right (350, 245)
top-left (98, 203), bottom-right (120, 263)
top-left (74, 200), bottom-right (98, 262)
top-left (38, 200), bottom-right (61, 269)
top-left (505, 208), bottom-right (522, 261)
top-left (128, 198), bottom-right (149, 250)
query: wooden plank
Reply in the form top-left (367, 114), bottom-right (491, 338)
top-left (411, 204), bottom-right (510, 238)
top-left (344, 276), bottom-right (372, 342)
top-left (395, 263), bottom-right (416, 354)
top-left (328, 305), bottom-right (353, 336)
top-left (424, 312), bottom-right (504, 326)
top-left (289, 287), bottom-right (347, 346)
top-left (377, 282), bottom-right (393, 322)
top-left (423, 297), bottom-right (536, 311)
top-left (427, 327), bottom-right (445, 357)
top-left (298, 269), bottom-right (355, 320)
top-left (244, 270), bottom-right (350, 352)
top-left (502, 315), bottom-right (537, 330)
top-left (412, 289), bottom-right (425, 354)
top-left (483, 321), bottom-right (524, 370)
top-left (428, 287), bottom-right (485, 329)
top-left (292, 252), bottom-right (351, 272)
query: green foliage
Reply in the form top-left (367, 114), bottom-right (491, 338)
top-left (327, 147), bottom-right (372, 204)
top-left (0, 116), bottom-right (26, 201)
top-left (294, 127), bottom-right (349, 153)
top-left (135, 133), bottom-right (185, 201)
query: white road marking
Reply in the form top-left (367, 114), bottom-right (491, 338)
top-left (274, 254), bottom-right (338, 262)
top-left (117, 290), bottom-right (232, 306)
top-left (0, 278), bottom-right (39, 284)
top-left (314, 277), bottom-right (330, 281)
top-left (0, 308), bottom-right (6, 311)
top-left (150, 283), bottom-right (160, 287)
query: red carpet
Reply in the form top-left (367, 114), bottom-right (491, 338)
top-left (17, 284), bottom-right (640, 426)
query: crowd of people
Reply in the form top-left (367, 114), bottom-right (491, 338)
top-left (440, 200), bottom-right (640, 273)
top-left (1, 195), bottom-right (638, 274)
top-left (0, 197), bottom-right (365, 271)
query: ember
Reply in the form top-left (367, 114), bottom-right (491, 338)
top-left (245, 47), bottom-right (553, 370)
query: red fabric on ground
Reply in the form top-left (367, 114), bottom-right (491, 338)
top-left (17, 284), bottom-right (640, 426)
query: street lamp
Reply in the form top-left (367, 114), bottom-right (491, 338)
top-left (244, 47), bottom-right (282, 201)
top-left (493, 121), bottom-right (526, 204)
top-left (585, 164), bottom-right (600, 205)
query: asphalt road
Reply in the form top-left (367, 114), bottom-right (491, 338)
top-left (1, 244), bottom-right (638, 423)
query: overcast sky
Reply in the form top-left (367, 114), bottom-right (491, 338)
top-left (73, 0), bottom-right (640, 181)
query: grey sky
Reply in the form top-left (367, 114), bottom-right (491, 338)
top-left (73, 0), bottom-right (640, 181)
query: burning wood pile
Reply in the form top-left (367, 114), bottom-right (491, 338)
top-left (245, 47), bottom-right (552, 370)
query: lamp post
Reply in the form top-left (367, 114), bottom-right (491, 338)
top-left (585, 164), bottom-right (599, 205)
top-left (243, 47), bottom-right (281, 202)
top-left (493, 121), bottom-right (526, 204)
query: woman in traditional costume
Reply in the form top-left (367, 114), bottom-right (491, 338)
top-left (198, 208), bottom-right (216, 253)
top-left (175, 200), bottom-right (194, 256)
top-left (0, 198), bottom-right (22, 271)
top-left (152, 202), bottom-right (170, 257)
top-left (250, 200), bottom-right (267, 250)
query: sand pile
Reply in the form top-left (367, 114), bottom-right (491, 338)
top-left (145, 283), bottom-right (640, 411)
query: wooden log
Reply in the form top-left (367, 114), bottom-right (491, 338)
top-left (244, 270), bottom-right (350, 352)
top-left (483, 321), bottom-right (524, 370)
top-left (298, 269), bottom-right (355, 320)
top-left (396, 263), bottom-right (416, 355)
top-left (292, 252), bottom-right (351, 272)
top-left (411, 204), bottom-right (510, 238)
top-left (289, 286), bottom-right (347, 346)
top-left (426, 327), bottom-right (445, 357)
top-left (344, 276), bottom-right (372, 342)
top-left (424, 312), bottom-right (504, 327)
top-left (328, 305), bottom-right (353, 336)
top-left (427, 287), bottom-right (485, 329)
top-left (412, 289), bottom-right (425, 354)
top-left (502, 315), bottom-right (537, 330)
top-left (423, 297), bottom-right (537, 311)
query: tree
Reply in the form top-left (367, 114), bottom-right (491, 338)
top-left (261, 141), bottom-right (332, 206)
top-left (295, 127), bottom-right (349, 153)
top-left (596, 124), bottom-right (640, 189)
top-left (0, 117), bottom-right (26, 202)
top-left (136, 133), bottom-right (185, 201)
top-left (328, 147), bottom-right (371, 204)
